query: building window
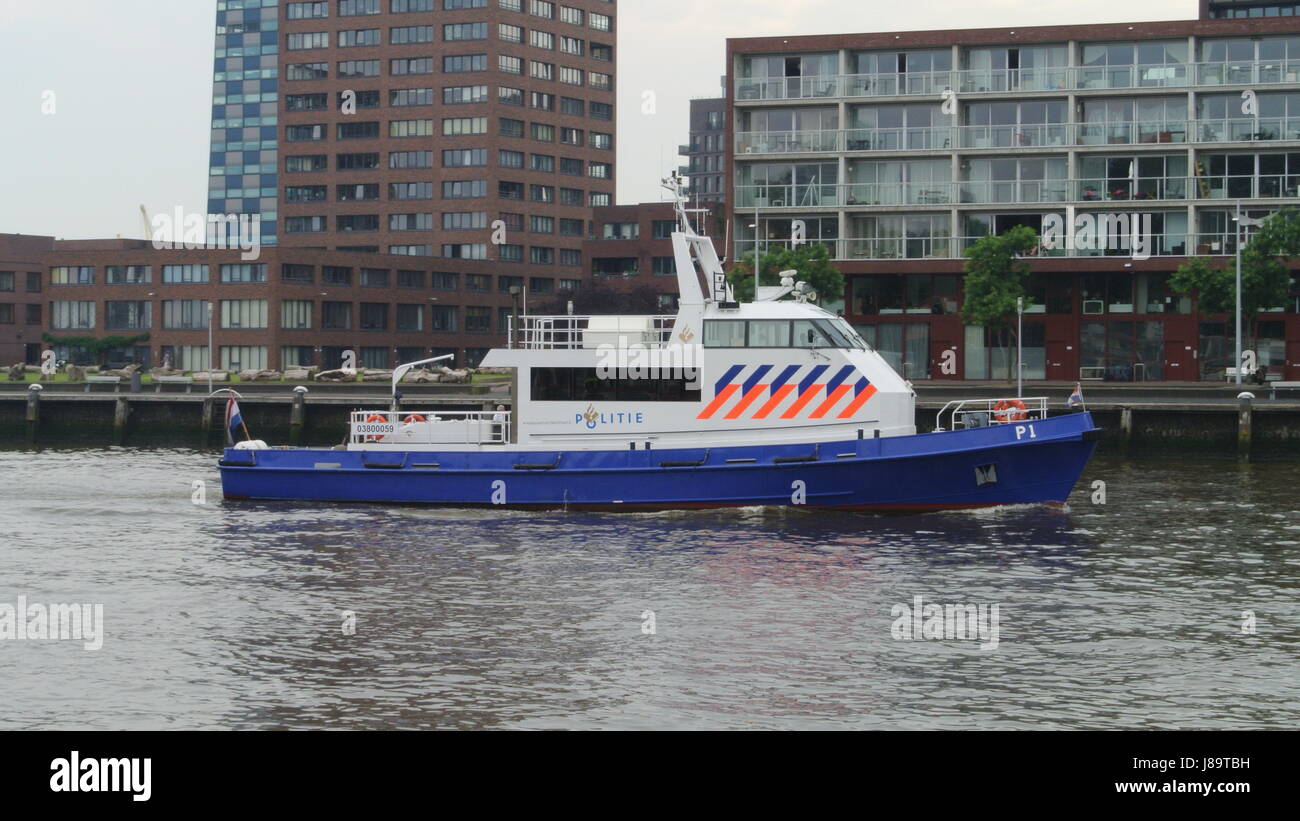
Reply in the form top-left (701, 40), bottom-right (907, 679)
top-left (221, 299), bottom-right (269, 330)
top-left (281, 300), bottom-right (313, 330)
top-left (105, 265), bottom-right (151, 285)
top-left (50, 266), bottom-right (94, 286)
top-left (360, 303), bottom-right (389, 330)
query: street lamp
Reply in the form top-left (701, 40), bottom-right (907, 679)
top-left (206, 300), bottom-right (214, 395)
top-left (1233, 202), bottom-right (1265, 386)
top-left (1016, 296), bottom-right (1024, 399)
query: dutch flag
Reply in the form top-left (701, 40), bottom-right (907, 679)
top-left (1067, 382), bottom-right (1085, 409)
top-left (225, 396), bottom-right (248, 444)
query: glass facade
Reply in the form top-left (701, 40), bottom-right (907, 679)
top-left (208, 0), bottom-right (281, 246)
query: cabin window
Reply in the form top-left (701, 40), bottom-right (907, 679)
top-left (747, 320), bottom-right (792, 347)
top-left (703, 321), bottom-right (747, 348)
top-left (530, 368), bottom-right (701, 402)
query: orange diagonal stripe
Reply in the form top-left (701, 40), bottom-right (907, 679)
top-left (753, 384), bottom-right (796, 420)
top-left (781, 385), bottom-right (824, 419)
top-left (697, 384), bottom-right (740, 419)
top-left (810, 384), bottom-right (852, 419)
top-left (725, 384), bottom-right (769, 420)
top-left (837, 384), bottom-right (878, 418)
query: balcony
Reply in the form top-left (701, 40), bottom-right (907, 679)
top-left (736, 118), bottom-right (1300, 156)
top-left (734, 60), bottom-right (1300, 102)
top-left (737, 233), bottom-right (1243, 262)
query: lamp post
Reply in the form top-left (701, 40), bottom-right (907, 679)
top-left (1016, 296), bottom-right (1024, 399)
top-left (1233, 202), bottom-right (1265, 386)
top-left (206, 300), bottom-right (214, 395)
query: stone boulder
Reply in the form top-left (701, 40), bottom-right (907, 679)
top-left (361, 369), bottom-right (393, 383)
top-left (65, 364), bottom-right (87, 382)
top-left (101, 363), bottom-right (143, 378)
top-left (403, 369), bottom-right (440, 384)
top-left (7, 363), bottom-right (25, 381)
top-left (283, 368), bottom-right (313, 382)
top-left (192, 371), bottom-right (231, 383)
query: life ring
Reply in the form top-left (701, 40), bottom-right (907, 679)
top-left (364, 413), bottom-right (388, 442)
top-left (402, 414), bottom-right (427, 424)
top-left (993, 399), bottom-right (1028, 424)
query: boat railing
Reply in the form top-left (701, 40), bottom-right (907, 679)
top-left (511, 314), bottom-right (677, 350)
top-left (349, 410), bottom-right (510, 446)
top-left (935, 397), bottom-right (1050, 432)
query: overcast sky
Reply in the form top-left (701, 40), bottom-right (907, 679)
top-left (0, 0), bottom-right (1193, 240)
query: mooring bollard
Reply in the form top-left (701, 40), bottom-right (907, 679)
top-left (26, 384), bottom-right (42, 442)
top-left (201, 397), bottom-right (214, 444)
top-left (289, 386), bottom-right (308, 446)
top-left (1120, 406), bottom-right (1133, 443)
top-left (1238, 392), bottom-right (1254, 462)
top-left (113, 397), bottom-right (131, 445)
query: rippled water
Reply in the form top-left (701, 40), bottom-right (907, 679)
top-left (0, 447), bottom-right (1296, 730)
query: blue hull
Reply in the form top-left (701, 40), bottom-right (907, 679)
top-left (218, 412), bottom-right (1099, 511)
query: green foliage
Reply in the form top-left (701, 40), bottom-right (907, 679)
top-left (959, 226), bottom-right (1039, 330)
top-left (41, 333), bottom-right (151, 365)
top-left (726, 242), bottom-right (843, 304)
top-left (1171, 209), bottom-right (1296, 350)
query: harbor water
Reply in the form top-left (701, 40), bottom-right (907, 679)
top-left (0, 447), bottom-right (1296, 730)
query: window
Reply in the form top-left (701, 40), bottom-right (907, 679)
top-left (339, 214), bottom-right (381, 232)
top-left (560, 218), bottom-right (583, 236)
top-left (559, 187), bottom-right (583, 206)
top-left (530, 369), bottom-right (700, 403)
top-left (530, 0), bottom-right (553, 18)
top-left (287, 124), bottom-right (325, 142)
top-left (444, 148), bottom-right (487, 167)
top-left (444, 85), bottom-right (488, 104)
top-left (105, 301), bottom-right (151, 331)
top-left (466, 274), bottom-right (491, 291)
top-left (443, 211), bottom-right (488, 230)
top-left (499, 244), bottom-right (524, 262)
top-left (560, 35), bottom-right (583, 55)
top-left (360, 268), bottom-right (389, 288)
top-left (286, 154), bottom-right (327, 172)
top-left (162, 264), bottom-right (208, 284)
top-left (466, 306), bottom-right (492, 333)
top-left (0, 272), bottom-right (13, 292)
top-left (530, 61), bottom-right (554, 81)
top-left (397, 270), bottom-right (425, 289)
top-left (397, 304), bottom-right (424, 331)
top-left (589, 131), bottom-right (612, 150)
top-left (322, 301), bottom-right (352, 329)
top-left (286, 185), bottom-right (328, 202)
top-left (589, 72), bottom-right (611, 91)
top-left (500, 117), bottom-right (524, 138)
top-left (559, 5), bottom-right (583, 24)
top-left (531, 153), bottom-right (555, 172)
top-left (337, 152), bottom-right (380, 170)
top-left (286, 93), bottom-right (328, 111)
top-left (590, 102), bottom-right (612, 120)
top-left (392, 0), bottom-right (434, 10)
top-left (390, 213), bottom-right (434, 231)
top-left (603, 221), bottom-right (639, 240)
top-left (221, 264), bottom-right (268, 283)
top-left (339, 0), bottom-right (380, 15)
top-left (392, 181), bottom-right (436, 199)
top-left (360, 303), bottom-right (388, 331)
top-left (591, 42), bottom-right (612, 62)
top-left (161, 300), bottom-right (209, 330)
top-left (443, 54), bottom-right (486, 72)
top-left (390, 25), bottom-right (433, 44)
top-left (432, 272), bottom-right (459, 291)
top-left (337, 29), bottom-right (379, 47)
top-left (442, 179), bottom-right (485, 198)
top-left (430, 304), bottom-right (458, 331)
top-left (499, 54), bottom-right (523, 74)
top-left (530, 30), bottom-right (554, 50)
top-left (285, 216), bottom-right (326, 233)
top-left (588, 161), bottom-right (611, 179)
top-left (281, 300), bottom-right (313, 330)
top-left (390, 88), bottom-right (434, 107)
top-left (499, 23), bottom-right (523, 42)
top-left (443, 243), bottom-right (487, 259)
top-left (530, 184), bottom-right (555, 202)
top-left (499, 149), bottom-right (524, 168)
top-left (282, 264), bottom-right (315, 283)
top-left (560, 126), bottom-right (583, 145)
top-left (560, 157), bottom-right (583, 176)
top-left (391, 56), bottom-right (434, 75)
top-left (529, 247), bottom-right (554, 265)
top-left (589, 12), bottom-right (611, 32)
top-left (530, 215), bottom-right (554, 233)
top-left (531, 123), bottom-right (555, 142)
top-left (323, 266), bottom-right (353, 286)
top-left (50, 301), bottom-right (95, 330)
top-left (286, 62), bottom-right (329, 81)
top-left (589, 191), bottom-right (611, 207)
top-left (51, 266), bottom-right (94, 285)
top-left (337, 121), bottom-right (380, 139)
top-left (221, 299), bottom-right (268, 330)
top-left (443, 117), bottom-right (487, 135)
top-left (390, 150), bottom-right (433, 168)
top-left (532, 91), bottom-right (556, 110)
top-left (560, 97), bottom-right (583, 117)
top-left (105, 265), bottom-right (151, 285)
top-left (444, 23), bottom-right (487, 41)
top-left (390, 119), bottom-right (434, 137)
top-left (337, 60), bottom-right (380, 78)
top-left (287, 2), bottom-right (329, 18)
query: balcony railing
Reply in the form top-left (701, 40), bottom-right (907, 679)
top-left (735, 177), bottom-right (1217, 208)
top-left (737, 118), bottom-right (1300, 155)
top-left (734, 60), bottom-right (1300, 101)
top-left (511, 315), bottom-right (676, 350)
top-left (736, 233), bottom-right (1246, 262)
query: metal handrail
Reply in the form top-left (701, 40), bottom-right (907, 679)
top-left (350, 410), bottom-right (510, 446)
top-left (935, 397), bottom-right (1050, 432)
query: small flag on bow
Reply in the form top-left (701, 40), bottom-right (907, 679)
top-left (1067, 382), bottom-right (1085, 409)
top-left (225, 396), bottom-right (251, 445)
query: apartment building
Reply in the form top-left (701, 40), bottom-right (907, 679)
top-left (682, 96), bottom-right (728, 204)
top-left (728, 15), bottom-right (1300, 382)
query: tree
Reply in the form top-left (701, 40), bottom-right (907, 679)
top-left (726, 242), bottom-right (843, 304)
top-left (1171, 209), bottom-right (1296, 365)
top-left (959, 226), bottom-right (1039, 380)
